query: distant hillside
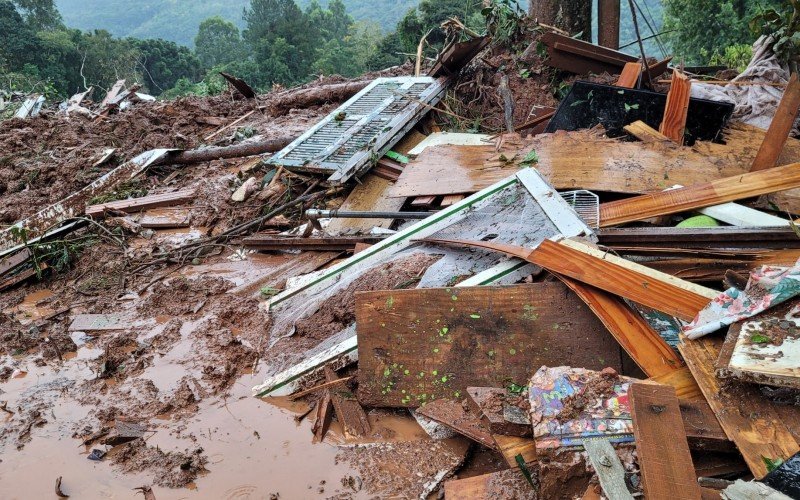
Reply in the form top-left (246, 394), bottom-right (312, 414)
top-left (55, 0), bottom-right (419, 47)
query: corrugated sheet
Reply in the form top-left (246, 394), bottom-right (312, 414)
top-left (269, 77), bottom-right (447, 183)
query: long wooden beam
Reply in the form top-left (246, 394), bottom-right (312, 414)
top-left (752, 72), bottom-right (800, 172)
top-left (599, 162), bottom-right (800, 227)
top-left (420, 238), bottom-right (711, 321)
top-left (558, 277), bottom-right (684, 377)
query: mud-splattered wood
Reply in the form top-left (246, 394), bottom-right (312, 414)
top-left (466, 387), bottom-right (531, 437)
top-left (659, 69), bottom-right (691, 143)
top-left (679, 335), bottom-right (800, 479)
top-left (355, 282), bottom-right (625, 407)
top-left (311, 388), bottom-right (333, 443)
top-left (86, 189), bottom-right (196, 217)
top-left (318, 175), bottom-right (404, 236)
top-left (599, 163), bottom-right (800, 227)
top-left (752, 73), bottom-right (800, 172)
top-left (444, 468), bottom-right (537, 500)
top-left (630, 383), bottom-right (702, 499)
top-left (558, 277), bottom-right (684, 377)
top-left (416, 398), bottom-right (498, 449)
top-left (324, 366), bottom-right (370, 438)
top-left (493, 434), bottom-right (538, 467)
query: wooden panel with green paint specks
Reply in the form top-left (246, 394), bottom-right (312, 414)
top-left (355, 282), bottom-right (625, 407)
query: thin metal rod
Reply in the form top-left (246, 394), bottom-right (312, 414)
top-left (627, 0), bottom-right (652, 88)
top-left (306, 209), bottom-right (436, 219)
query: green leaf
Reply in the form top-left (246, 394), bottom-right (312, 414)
top-left (519, 150), bottom-right (539, 166)
top-left (750, 333), bottom-right (771, 344)
top-left (763, 456), bottom-right (785, 472)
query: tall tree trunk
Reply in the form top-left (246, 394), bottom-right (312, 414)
top-left (529, 0), bottom-right (592, 42)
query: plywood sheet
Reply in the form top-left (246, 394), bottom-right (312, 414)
top-left (356, 282), bottom-right (624, 407)
top-left (389, 124), bottom-right (800, 214)
top-left (325, 174), bottom-right (405, 235)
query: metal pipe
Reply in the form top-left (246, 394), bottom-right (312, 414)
top-left (305, 209), bottom-right (437, 220)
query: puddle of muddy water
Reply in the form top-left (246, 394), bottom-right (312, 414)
top-left (0, 254), bottom-right (448, 499)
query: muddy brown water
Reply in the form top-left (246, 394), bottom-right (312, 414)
top-left (0, 253), bottom-right (446, 498)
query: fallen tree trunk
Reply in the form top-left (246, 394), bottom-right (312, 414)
top-left (156, 136), bottom-right (295, 166)
top-left (266, 80), bottom-right (370, 116)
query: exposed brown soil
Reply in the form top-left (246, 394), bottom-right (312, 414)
top-left (110, 439), bottom-right (208, 488)
top-left (556, 367), bottom-right (620, 422)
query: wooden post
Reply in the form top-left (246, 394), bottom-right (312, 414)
top-left (598, 0), bottom-right (620, 49)
top-left (751, 72), bottom-right (800, 171)
top-left (659, 69), bottom-right (691, 143)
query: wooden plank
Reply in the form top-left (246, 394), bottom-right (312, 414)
top-left (391, 126), bottom-right (800, 201)
top-left (599, 162), bottom-right (800, 227)
top-left (659, 69), bottom-right (692, 143)
top-left (324, 366), bottom-right (370, 438)
top-left (582, 438), bottom-right (635, 500)
top-left (416, 398), bottom-right (498, 449)
top-left (422, 238), bottom-right (711, 321)
top-left (679, 334), bottom-right (800, 479)
top-left (440, 194), bottom-right (465, 207)
top-left (0, 248), bottom-right (32, 278)
top-left (493, 434), bottom-right (537, 467)
top-left (752, 73), bottom-right (800, 172)
top-left (444, 469), bottom-right (536, 500)
top-left (311, 387), bottom-right (333, 443)
top-left (410, 195), bottom-right (437, 208)
top-left (616, 62), bottom-right (642, 88)
top-left (624, 120), bottom-right (670, 143)
top-left (649, 366), bottom-right (704, 401)
top-left (355, 282), bottom-right (625, 407)
top-left (630, 383), bottom-right (702, 499)
top-left (678, 398), bottom-right (733, 451)
top-left (86, 189), bottom-right (195, 217)
top-left (559, 278), bottom-right (683, 377)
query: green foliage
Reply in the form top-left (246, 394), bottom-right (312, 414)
top-left (663, 0), bottom-right (784, 64)
top-left (482, 0), bottom-right (526, 47)
top-left (194, 16), bottom-right (247, 69)
top-left (707, 43), bottom-right (753, 72)
top-left (11, 0), bottom-right (63, 30)
top-left (751, 1), bottom-right (800, 71)
top-left (134, 38), bottom-right (203, 93)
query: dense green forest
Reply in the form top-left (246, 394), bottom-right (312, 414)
top-left (2, 0), bottom-right (792, 105)
top-left (54, 0), bottom-right (419, 47)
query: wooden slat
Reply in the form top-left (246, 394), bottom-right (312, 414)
top-left (493, 434), bottom-right (537, 467)
top-left (649, 366), bottom-right (704, 401)
top-left (416, 398), bottom-right (498, 450)
top-left (630, 383), bottom-right (702, 500)
top-left (583, 438), bottom-right (634, 500)
top-left (355, 282), bottom-right (625, 407)
top-left (624, 120), bottom-right (671, 143)
top-left (324, 366), bottom-right (370, 438)
top-left (679, 335), bottom-right (800, 479)
top-left (752, 72), bottom-right (800, 172)
top-left (558, 278), bottom-right (683, 377)
top-left (410, 195), bottom-right (437, 208)
top-left (659, 69), bottom-right (692, 143)
top-left (440, 194), bottom-right (465, 207)
top-left (616, 62), bottom-right (642, 88)
top-left (86, 189), bottom-right (195, 217)
top-left (421, 238), bottom-right (711, 321)
top-left (444, 469), bottom-right (536, 499)
top-left (599, 163), bottom-right (800, 227)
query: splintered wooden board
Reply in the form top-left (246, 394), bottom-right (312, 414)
top-left (355, 282), bottom-right (625, 407)
top-left (679, 334), bottom-right (800, 479)
top-left (630, 383), bottom-right (701, 499)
